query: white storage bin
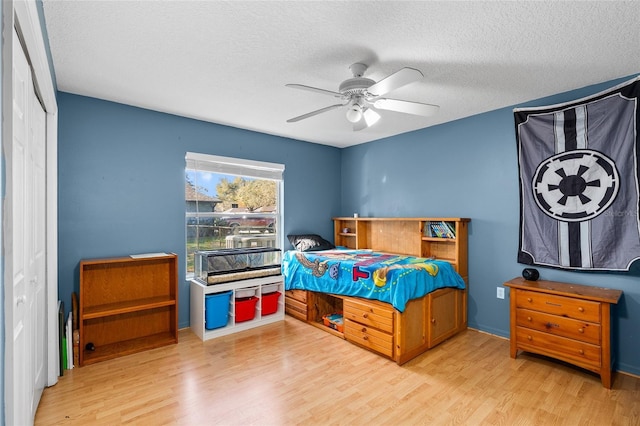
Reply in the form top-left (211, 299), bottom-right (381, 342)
top-left (235, 287), bottom-right (257, 298)
top-left (261, 283), bottom-right (280, 294)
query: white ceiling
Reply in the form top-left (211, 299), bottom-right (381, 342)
top-left (42, 1), bottom-right (640, 149)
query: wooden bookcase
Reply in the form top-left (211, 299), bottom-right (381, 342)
top-left (79, 253), bottom-right (178, 366)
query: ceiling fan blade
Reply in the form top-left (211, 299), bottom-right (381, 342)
top-left (373, 98), bottom-right (440, 116)
top-left (353, 108), bottom-right (381, 131)
top-left (286, 103), bottom-right (344, 123)
top-left (366, 67), bottom-right (424, 97)
top-left (285, 84), bottom-right (343, 98)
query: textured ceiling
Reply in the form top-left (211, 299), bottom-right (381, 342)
top-left (42, 1), bottom-right (640, 148)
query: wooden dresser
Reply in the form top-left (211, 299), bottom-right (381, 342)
top-left (504, 277), bottom-right (622, 388)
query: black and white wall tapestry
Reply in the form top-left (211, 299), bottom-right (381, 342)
top-left (514, 76), bottom-right (640, 271)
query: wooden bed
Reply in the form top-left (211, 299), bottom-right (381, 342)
top-left (284, 217), bottom-right (470, 365)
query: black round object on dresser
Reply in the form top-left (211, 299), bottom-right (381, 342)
top-left (522, 268), bottom-right (539, 281)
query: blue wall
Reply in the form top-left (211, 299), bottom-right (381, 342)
top-left (341, 74), bottom-right (640, 375)
top-left (58, 75), bottom-right (640, 376)
top-left (57, 93), bottom-right (342, 329)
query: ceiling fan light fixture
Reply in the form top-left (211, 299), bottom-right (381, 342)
top-left (346, 103), bottom-right (363, 123)
top-left (363, 108), bottom-right (380, 126)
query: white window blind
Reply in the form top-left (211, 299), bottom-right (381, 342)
top-left (185, 152), bottom-right (284, 180)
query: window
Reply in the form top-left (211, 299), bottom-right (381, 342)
top-left (185, 152), bottom-right (284, 276)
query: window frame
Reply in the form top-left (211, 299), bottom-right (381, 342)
top-left (185, 152), bottom-right (285, 279)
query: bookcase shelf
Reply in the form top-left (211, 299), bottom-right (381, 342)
top-left (82, 296), bottom-right (176, 319)
top-left (81, 332), bottom-right (177, 365)
top-left (422, 236), bottom-right (453, 242)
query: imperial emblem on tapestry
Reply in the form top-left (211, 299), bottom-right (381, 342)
top-left (514, 76), bottom-right (640, 271)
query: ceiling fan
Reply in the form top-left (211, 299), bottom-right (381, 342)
top-left (285, 63), bottom-right (439, 131)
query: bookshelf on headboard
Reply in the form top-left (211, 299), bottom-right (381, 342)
top-left (332, 217), bottom-right (470, 283)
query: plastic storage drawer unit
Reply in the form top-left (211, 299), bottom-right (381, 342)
top-left (205, 291), bottom-right (232, 330)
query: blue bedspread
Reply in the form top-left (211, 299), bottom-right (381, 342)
top-left (282, 249), bottom-right (465, 312)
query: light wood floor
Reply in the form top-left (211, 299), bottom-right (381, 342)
top-left (35, 316), bottom-right (639, 425)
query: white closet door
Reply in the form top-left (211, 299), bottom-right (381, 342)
top-left (8, 28), bottom-right (47, 425)
top-left (10, 28), bottom-right (32, 426)
top-left (30, 79), bottom-right (47, 415)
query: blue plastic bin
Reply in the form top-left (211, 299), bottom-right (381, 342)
top-left (205, 291), bottom-right (232, 330)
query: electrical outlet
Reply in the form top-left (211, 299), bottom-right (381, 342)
top-left (497, 287), bottom-right (505, 299)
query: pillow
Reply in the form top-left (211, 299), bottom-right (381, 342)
top-left (287, 234), bottom-right (335, 252)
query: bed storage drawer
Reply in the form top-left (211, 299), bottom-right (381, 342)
top-left (285, 291), bottom-right (308, 321)
top-left (343, 298), bottom-right (394, 334)
top-left (344, 319), bottom-right (394, 358)
top-left (285, 289), bottom-right (308, 303)
top-left (343, 297), bottom-right (395, 358)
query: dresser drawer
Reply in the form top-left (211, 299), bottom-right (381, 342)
top-left (515, 326), bottom-right (600, 369)
top-left (515, 289), bottom-right (600, 322)
top-left (285, 290), bottom-right (307, 303)
top-left (344, 319), bottom-right (394, 358)
top-left (516, 308), bottom-right (600, 345)
top-left (343, 298), bottom-right (394, 333)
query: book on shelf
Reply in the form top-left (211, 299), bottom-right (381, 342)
top-left (426, 221), bottom-right (456, 239)
top-left (444, 221), bottom-right (456, 238)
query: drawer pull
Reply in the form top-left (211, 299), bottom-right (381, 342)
top-left (527, 335), bottom-right (532, 341)
top-left (578, 328), bottom-right (584, 333)
top-left (527, 298), bottom-right (532, 303)
top-left (362, 313), bottom-right (368, 319)
top-left (362, 336), bottom-right (368, 341)
top-left (545, 301), bottom-right (562, 307)
top-left (578, 349), bottom-right (584, 355)
top-left (527, 316), bottom-right (532, 322)
top-left (361, 327), bottom-right (367, 333)
top-left (578, 307), bottom-right (585, 313)
top-left (431, 318), bottom-right (436, 324)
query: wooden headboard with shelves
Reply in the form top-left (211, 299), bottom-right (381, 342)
top-left (333, 217), bottom-right (470, 283)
